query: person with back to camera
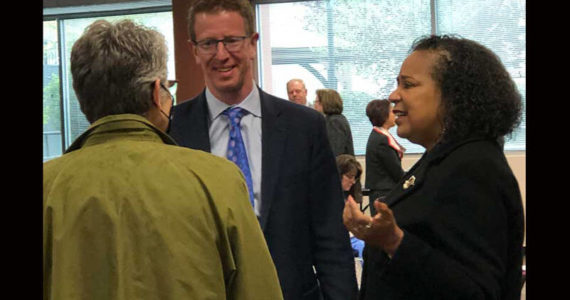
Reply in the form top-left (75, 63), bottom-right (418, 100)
top-left (43, 19), bottom-right (282, 300)
top-left (168, 0), bottom-right (357, 299)
top-left (314, 88), bottom-right (355, 157)
top-left (343, 34), bottom-right (524, 299)
top-left (286, 78), bottom-right (310, 106)
top-left (364, 99), bottom-right (405, 217)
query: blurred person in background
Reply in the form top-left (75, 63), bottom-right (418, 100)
top-left (364, 99), bottom-right (405, 217)
top-left (315, 88), bottom-right (355, 157)
top-left (286, 78), bottom-right (309, 106)
top-left (336, 154), bottom-right (365, 260)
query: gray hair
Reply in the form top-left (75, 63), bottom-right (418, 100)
top-left (286, 78), bottom-right (306, 89)
top-left (70, 19), bottom-right (168, 123)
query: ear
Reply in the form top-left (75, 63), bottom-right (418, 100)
top-left (188, 40), bottom-right (201, 65)
top-left (248, 32), bottom-right (259, 57)
top-left (152, 79), bottom-right (162, 108)
top-left (250, 32), bottom-right (260, 45)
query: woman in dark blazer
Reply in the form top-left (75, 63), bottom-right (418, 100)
top-left (343, 35), bottom-right (524, 300)
top-left (364, 99), bottom-right (405, 216)
top-left (315, 89), bottom-right (355, 157)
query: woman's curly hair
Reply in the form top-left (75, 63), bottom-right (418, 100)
top-left (411, 35), bottom-right (522, 142)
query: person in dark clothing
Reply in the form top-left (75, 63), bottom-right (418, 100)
top-left (343, 35), bottom-right (524, 300)
top-left (314, 88), bottom-right (354, 157)
top-left (364, 99), bottom-right (405, 217)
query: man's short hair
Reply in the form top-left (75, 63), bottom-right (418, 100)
top-left (187, 0), bottom-right (255, 43)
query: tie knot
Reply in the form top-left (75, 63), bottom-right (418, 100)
top-left (223, 106), bottom-right (248, 126)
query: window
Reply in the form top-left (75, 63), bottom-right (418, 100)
top-left (435, 0), bottom-right (526, 151)
top-left (43, 7), bottom-right (175, 162)
top-left (255, 0), bottom-right (525, 154)
top-left (43, 20), bottom-right (62, 161)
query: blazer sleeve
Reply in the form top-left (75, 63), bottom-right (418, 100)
top-left (309, 114), bottom-right (358, 300)
top-left (379, 157), bottom-right (522, 299)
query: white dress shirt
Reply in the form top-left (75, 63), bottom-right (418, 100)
top-left (206, 86), bottom-right (263, 216)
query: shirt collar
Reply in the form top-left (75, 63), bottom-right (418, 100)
top-left (206, 82), bottom-right (262, 121)
top-left (374, 126), bottom-right (406, 156)
top-left (375, 126), bottom-right (390, 136)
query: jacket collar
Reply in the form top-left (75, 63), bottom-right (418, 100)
top-left (65, 114), bottom-right (177, 153)
top-left (373, 126), bottom-right (405, 159)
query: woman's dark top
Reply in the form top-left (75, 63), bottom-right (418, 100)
top-left (360, 137), bottom-right (524, 300)
top-left (325, 113), bottom-right (354, 157)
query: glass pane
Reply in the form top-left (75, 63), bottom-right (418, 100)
top-left (257, 0), bottom-right (432, 154)
top-left (257, 0), bottom-right (525, 154)
top-left (60, 12), bottom-right (176, 147)
top-left (43, 20), bottom-right (62, 162)
top-left (436, 0), bottom-right (526, 150)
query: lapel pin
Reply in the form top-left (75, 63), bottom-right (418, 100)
top-left (403, 175), bottom-right (416, 189)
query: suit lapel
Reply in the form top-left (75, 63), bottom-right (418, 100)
top-left (258, 89), bottom-right (288, 230)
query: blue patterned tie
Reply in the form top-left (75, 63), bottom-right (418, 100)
top-left (222, 107), bottom-right (255, 207)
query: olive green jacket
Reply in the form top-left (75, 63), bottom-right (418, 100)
top-left (43, 114), bottom-right (282, 300)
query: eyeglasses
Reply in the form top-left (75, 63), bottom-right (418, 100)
top-left (342, 173), bottom-right (359, 183)
top-left (161, 80), bottom-right (177, 104)
top-left (158, 80), bottom-right (177, 121)
top-left (192, 36), bottom-right (250, 55)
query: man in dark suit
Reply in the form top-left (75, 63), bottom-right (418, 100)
top-left (169, 1), bottom-right (357, 299)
